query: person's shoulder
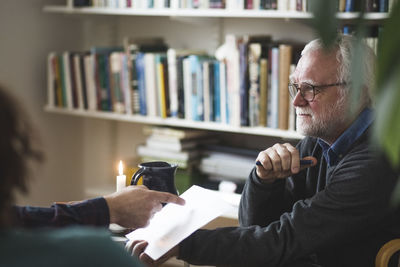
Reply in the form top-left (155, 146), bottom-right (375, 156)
top-left (1, 227), bottom-right (142, 267)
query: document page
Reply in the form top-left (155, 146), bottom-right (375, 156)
top-left (126, 185), bottom-right (233, 260)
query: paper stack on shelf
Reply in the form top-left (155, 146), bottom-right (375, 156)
top-left (199, 145), bottom-right (257, 188)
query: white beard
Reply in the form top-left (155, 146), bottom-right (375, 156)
top-left (296, 95), bottom-right (349, 142)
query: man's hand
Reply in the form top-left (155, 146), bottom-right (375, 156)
top-left (126, 240), bottom-right (179, 266)
top-left (104, 186), bottom-right (185, 228)
top-left (256, 143), bottom-right (317, 183)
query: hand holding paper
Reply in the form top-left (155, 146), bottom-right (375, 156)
top-left (126, 185), bottom-right (233, 260)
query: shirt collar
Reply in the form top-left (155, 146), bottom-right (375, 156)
top-left (317, 108), bottom-right (374, 166)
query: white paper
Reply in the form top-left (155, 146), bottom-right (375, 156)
top-left (126, 185), bottom-right (232, 260)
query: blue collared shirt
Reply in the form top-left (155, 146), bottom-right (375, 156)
top-left (317, 108), bottom-right (374, 167)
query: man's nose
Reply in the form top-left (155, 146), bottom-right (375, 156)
top-left (292, 91), bottom-right (308, 107)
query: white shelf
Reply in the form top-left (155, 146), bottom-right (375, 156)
top-left (44, 106), bottom-right (303, 139)
top-left (43, 5), bottom-right (389, 20)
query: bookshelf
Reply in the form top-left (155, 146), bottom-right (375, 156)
top-left (42, 4), bottom-right (387, 141)
top-left (43, 5), bottom-right (389, 21)
top-left (44, 105), bottom-right (302, 139)
top-left (39, 2), bottom-right (387, 209)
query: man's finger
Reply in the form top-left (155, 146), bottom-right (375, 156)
top-left (154, 191), bottom-right (185, 205)
top-left (132, 240), bottom-right (148, 257)
top-left (299, 156), bottom-right (318, 171)
top-left (283, 143), bottom-right (300, 173)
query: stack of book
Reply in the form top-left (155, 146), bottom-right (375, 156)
top-left (136, 126), bottom-right (215, 192)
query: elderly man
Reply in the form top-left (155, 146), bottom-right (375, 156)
top-left (131, 34), bottom-right (400, 267)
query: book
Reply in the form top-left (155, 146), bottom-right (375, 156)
top-left (72, 53), bottom-right (85, 110)
top-left (203, 60), bottom-right (211, 122)
top-left (91, 46), bottom-right (124, 111)
top-left (225, 34), bottom-right (241, 127)
top-left (183, 57), bottom-right (192, 120)
top-left (47, 52), bottom-right (56, 108)
top-left (219, 61), bottom-right (228, 124)
top-left (143, 126), bottom-right (210, 139)
top-left (126, 43), bottom-right (139, 115)
top-left (208, 61), bottom-right (215, 121)
top-left (109, 51), bottom-right (125, 113)
top-left (259, 58), bottom-right (268, 126)
top-left (268, 45), bottom-right (279, 129)
top-left (69, 53), bottom-right (79, 109)
top-left (84, 54), bottom-right (97, 111)
top-left (213, 60), bottom-right (221, 122)
top-left (137, 145), bottom-right (200, 161)
top-left (62, 51), bottom-right (73, 109)
top-left (238, 38), bottom-right (249, 126)
top-left (278, 44), bottom-right (293, 130)
top-left (248, 42), bottom-right (261, 127)
top-left (155, 54), bottom-right (168, 118)
top-left (145, 136), bottom-right (199, 152)
top-left (167, 48), bottom-right (179, 117)
top-left (135, 52), bottom-right (147, 115)
top-left (144, 53), bottom-right (158, 116)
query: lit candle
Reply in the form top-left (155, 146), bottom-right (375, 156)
top-left (116, 160), bottom-right (126, 192)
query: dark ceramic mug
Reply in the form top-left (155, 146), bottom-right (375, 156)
top-left (130, 161), bottom-right (178, 195)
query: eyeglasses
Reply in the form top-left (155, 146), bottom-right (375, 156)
top-left (288, 82), bottom-right (347, 102)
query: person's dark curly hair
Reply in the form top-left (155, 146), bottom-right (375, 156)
top-left (0, 85), bottom-right (44, 227)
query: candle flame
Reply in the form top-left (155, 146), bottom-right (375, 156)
top-left (118, 160), bottom-right (124, 175)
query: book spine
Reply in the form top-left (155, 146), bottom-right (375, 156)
top-left (110, 52), bottom-right (124, 113)
top-left (47, 53), bottom-right (56, 108)
top-left (208, 62), bottom-right (215, 121)
top-left (183, 57), bottom-right (192, 120)
top-left (278, 44), bottom-right (292, 130)
top-left (121, 53), bottom-right (132, 114)
top-left (269, 47), bottom-right (279, 129)
top-left (73, 54), bottom-right (84, 110)
top-left (219, 61), bottom-right (228, 124)
top-left (345, 0), bottom-right (355, 11)
top-left (79, 54), bottom-right (89, 110)
top-left (213, 61), bottom-right (221, 122)
top-left (248, 43), bottom-right (261, 127)
top-left (144, 53), bottom-right (157, 117)
top-left (167, 49), bottom-right (179, 117)
top-left (136, 52), bottom-right (147, 115)
top-left (239, 41), bottom-right (249, 126)
top-left (177, 56), bottom-right (186, 118)
top-left (259, 58), bottom-right (268, 126)
top-left (63, 52), bottom-right (73, 109)
top-left (203, 61), bottom-right (211, 122)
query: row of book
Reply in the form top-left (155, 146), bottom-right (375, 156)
top-left (47, 33), bottom-right (381, 130)
top-left (73, 0), bottom-right (394, 12)
top-left (47, 34), bottom-right (300, 130)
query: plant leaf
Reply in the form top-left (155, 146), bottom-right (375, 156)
top-left (308, 0), bottom-right (338, 48)
top-left (376, 1), bottom-right (400, 94)
top-left (373, 64), bottom-right (400, 167)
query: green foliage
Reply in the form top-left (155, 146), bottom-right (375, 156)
top-left (373, 1), bottom-right (400, 168)
top-left (310, 0), bottom-right (400, 168)
top-left (308, 0), bottom-right (338, 48)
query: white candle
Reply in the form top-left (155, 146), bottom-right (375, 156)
top-left (116, 160), bottom-right (126, 192)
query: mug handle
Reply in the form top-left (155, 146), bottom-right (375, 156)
top-left (130, 168), bottom-right (146, 185)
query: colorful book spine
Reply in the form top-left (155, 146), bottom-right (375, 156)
top-left (136, 52), bottom-right (147, 115)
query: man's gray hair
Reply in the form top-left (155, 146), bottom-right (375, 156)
top-left (301, 34), bottom-right (376, 107)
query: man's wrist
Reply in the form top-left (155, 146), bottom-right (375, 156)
top-left (103, 195), bottom-right (116, 224)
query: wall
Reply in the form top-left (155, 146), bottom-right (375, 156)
top-left (0, 0), bottom-right (86, 205)
top-left (0, 0), bottom-right (314, 206)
